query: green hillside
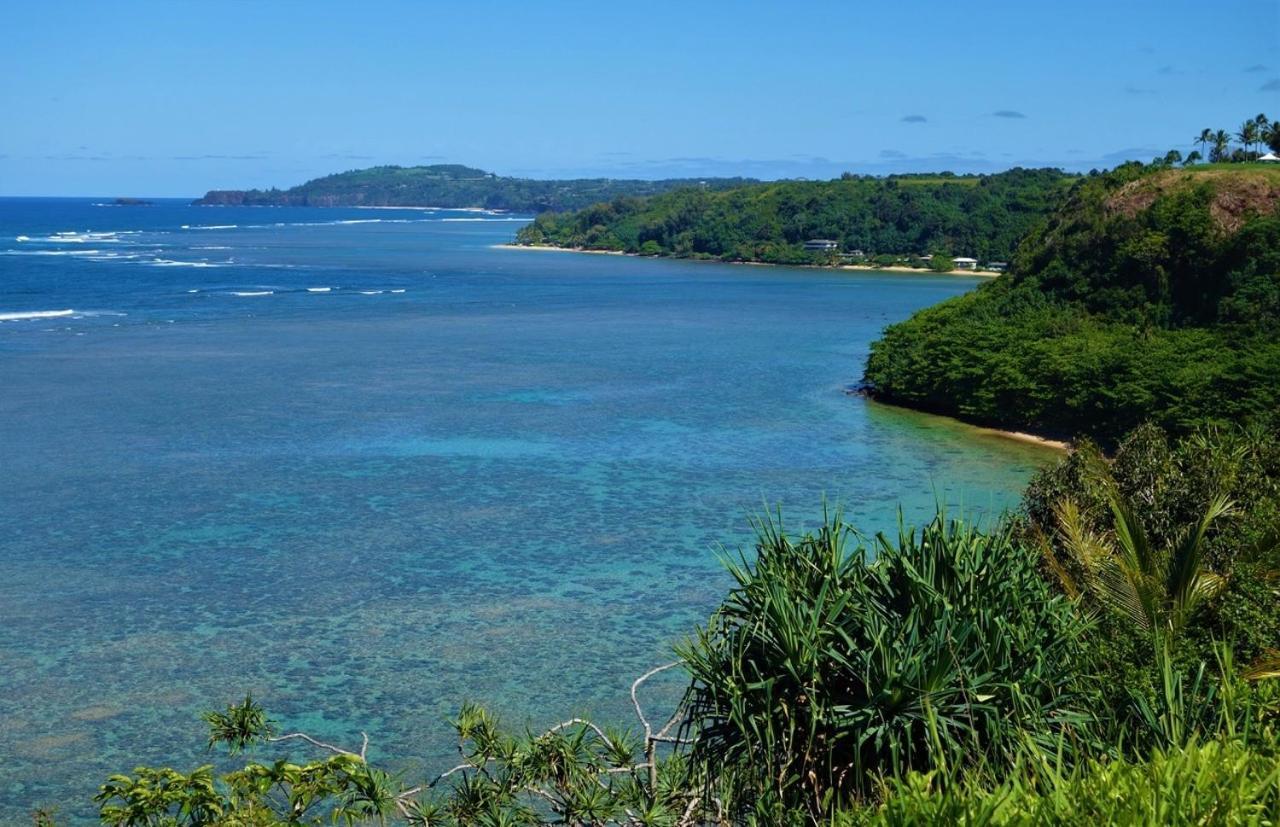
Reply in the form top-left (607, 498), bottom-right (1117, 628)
top-left (515, 168), bottom-right (1076, 264)
top-left (193, 164), bottom-right (753, 212)
top-left (863, 163), bottom-right (1280, 445)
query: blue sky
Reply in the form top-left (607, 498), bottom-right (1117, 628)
top-left (1, 0), bottom-right (1277, 196)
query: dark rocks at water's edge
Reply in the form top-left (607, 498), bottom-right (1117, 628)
top-left (113, 197), bottom-right (153, 206)
top-left (193, 190), bottom-right (254, 206)
top-left (845, 381), bottom-right (874, 397)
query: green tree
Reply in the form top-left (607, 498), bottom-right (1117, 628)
top-left (1211, 130), bottom-right (1232, 162)
top-left (1194, 128), bottom-right (1213, 159)
top-left (1237, 121), bottom-right (1260, 158)
top-left (928, 254), bottom-right (957, 271)
top-left (1267, 121), bottom-right (1280, 153)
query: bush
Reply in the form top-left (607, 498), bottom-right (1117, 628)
top-left (1024, 424), bottom-right (1280, 672)
top-left (677, 509), bottom-right (1099, 820)
top-left (927, 255), bottom-right (955, 272)
top-left (847, 736), bottom-right (1280, 826)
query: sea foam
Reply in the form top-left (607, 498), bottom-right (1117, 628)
top-left (0, 309), bottom-right (75, 321)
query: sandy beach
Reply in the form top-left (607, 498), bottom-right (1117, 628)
top-left (494, 244), bottom-right (1001, 277)
top-left (970, 426), bottom-right (1072, 452)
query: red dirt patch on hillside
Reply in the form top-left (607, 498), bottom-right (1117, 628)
top-left (1104, 169), bottom-right (1280, 233)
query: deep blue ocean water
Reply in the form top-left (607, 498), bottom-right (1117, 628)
top-left (0, 197), bottom-right (1056, 821)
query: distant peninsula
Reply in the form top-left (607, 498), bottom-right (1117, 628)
top-left (194, 164), bottom-right (754, 213)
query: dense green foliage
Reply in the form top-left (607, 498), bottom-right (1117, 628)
top-left (194, 165), bottom-right (752, 212)
top-left (676, 510), bottom-right (1097, 820)
top-left (1023, 425), bottom-right (1280, 726)
top-left (93, 695), bottom-right (707, 826)
top-left (515, 169), bottom-right (1074, 264)
top-left (846, 738), bottom-right (1280, 826)
top-left (864, 164), bottom-right (1280, 445)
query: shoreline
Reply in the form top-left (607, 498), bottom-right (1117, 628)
top-left (862, 396), bottom-right (1071, 452)
top-left (493, 244), bottom-right (1000, 277)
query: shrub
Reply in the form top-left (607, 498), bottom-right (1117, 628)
top-left (677, 509), bottom-right (1099, 820)
top-left (1024, 424), bottom-right (1280, 672)
top-left (847, 736), bottom-right (1280, 826)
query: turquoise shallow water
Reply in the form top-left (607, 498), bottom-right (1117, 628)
top-left (0, 199), bottom-right (1055, 822)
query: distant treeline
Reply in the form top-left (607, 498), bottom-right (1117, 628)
top-left (194, 164), bottom-right (754, 212)
top-left (863, 161), bottom-right (1280, 445)
top-left (516, 168), bottom-right (1077, 264)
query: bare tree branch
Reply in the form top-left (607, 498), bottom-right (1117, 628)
top-left (676, 794), bottom-right (701, 827)
top-left (267, 732), bottom-right (360, 758)
top-left (630, 661), bottom-right (682, 734)
top-left (548, 717), bottom-right (610, 742)
top-left (428, 762), bottom-right (482, 787)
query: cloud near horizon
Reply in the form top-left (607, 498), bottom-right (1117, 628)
top-left (901, 114), bottom-right (927, 123)
top-left (1244, 64), bottom-right (1269, 73)
top-left (991, 110), bottom-right (1027, 119)
top-left (1261, 79), bottom-right (1280, 92)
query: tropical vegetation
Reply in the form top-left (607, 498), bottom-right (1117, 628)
top-left (68, 116), bottom-right (1280, 826)
top-left (515, 168), bottom-right (1075, 265)
top-left (863, 158), bottom-right (1280, 446)
top-left (1183, 113), bottom-right (1280, 166)
top-left (194, 165), bottom-right (753, 212)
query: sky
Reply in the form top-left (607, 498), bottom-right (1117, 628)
top-left (1, 0), bottom-right (1277, 196)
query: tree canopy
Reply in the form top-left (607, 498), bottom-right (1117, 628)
top-left (194, 165), bottom-right (754, 212)
top-left (863, 163), bottom-right (1280, 445)
top-left (516, 168), bottom-right (1077, 264)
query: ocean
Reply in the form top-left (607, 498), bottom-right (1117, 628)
top-left (0, 197), bottom-right (1054, 821)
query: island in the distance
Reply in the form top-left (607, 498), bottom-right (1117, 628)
top-left (194, 164), bottom-right (754, 213)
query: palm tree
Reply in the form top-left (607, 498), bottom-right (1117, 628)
top-left (1211, 129), bottom-right (1231, 163)
top-left (1183, 150), bottom-right (1202, 166)
top-left (1046, 486), bottom-right (1232, 642)
top-left (1267, 122), bottom-right (1280, 154)
top-left (1194, 127), bottom-right (1213, 158)
top-left (1238, 120), bottom-right (1260, 157)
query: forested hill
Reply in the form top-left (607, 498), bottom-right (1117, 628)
top-left (515, 168), bottom-right (1076, 264)
top-left (863, 163), bottom-right (1280, 445)
top-left (194, 165), bottom-right (753, 212)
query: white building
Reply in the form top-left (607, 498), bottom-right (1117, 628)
top-left (803, 239), bottom-right (840, 251)
top-left (1260, 152), bottom-right (1280, 162)
top-left (953, 257), bottom-right (979, 270)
